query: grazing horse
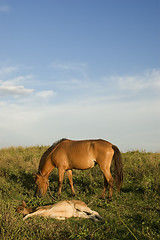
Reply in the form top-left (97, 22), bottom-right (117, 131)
top-left (34, 139), bottom-right (123, 200)
top-left (17, 200), bottom-right (103, 221)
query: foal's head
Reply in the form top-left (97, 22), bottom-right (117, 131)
top-left (16, 201), bottom-right (32, 215)
top-left (34, 172), bottom-right (49, 197)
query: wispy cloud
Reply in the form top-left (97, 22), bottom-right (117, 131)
top-left (51, 68), bottom-right (160, 104)
top-left (51, 61), bottom-right (88, 71)
top-left (0, 67), bottom-right (18, 77)
top-left (1, 74), bottom-right (34, 86)
top-left (0, 66), bottom-right (56, 100)
top-left (117, 69), bottom-right (160, 92)
top-left (0, 69), bottom-right (34, 97)
top-left (50, 61), bottom-right (160, 101)
top-left (0, 5), bottom-right (10, 13)
top-left (0, 66), bottom-right (159, 151)
top-left (50, 61), bottom-right (90, 95)
top-left (0, 85), bottom-right (34, 97)
top-left (36, 90), bottom-right (56, 98)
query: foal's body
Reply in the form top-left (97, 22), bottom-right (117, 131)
top-left (35, 139), bottom-right (123, 199)
top-left (17, 200), bottom-right (103, 221)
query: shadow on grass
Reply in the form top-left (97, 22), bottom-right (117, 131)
top-left (9, 171), bottom-right (35, 190)
top-left (121, 185), bottom-right (145, 194)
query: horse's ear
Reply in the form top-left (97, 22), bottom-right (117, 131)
top-left (22, 201), bottom-right (27, 207)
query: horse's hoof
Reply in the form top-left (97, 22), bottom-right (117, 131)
top-left (100, 195), bottom-right (105, 200)
top-left (57, 194), bottom-right (62, 200)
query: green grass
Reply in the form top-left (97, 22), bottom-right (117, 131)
top-left (0, 147), bottom-right (160, 239)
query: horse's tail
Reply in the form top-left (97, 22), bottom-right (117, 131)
top-left (112, 145), bottom-right (123, 192)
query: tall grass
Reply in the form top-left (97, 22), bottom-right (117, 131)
top-left (0, 147), bottom-right (160, 239)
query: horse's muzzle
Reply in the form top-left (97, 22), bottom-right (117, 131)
top-left (36, 188), bottom-right (44, 197)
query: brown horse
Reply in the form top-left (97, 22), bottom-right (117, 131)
top-left (34, 139), bottom-right (123, 200)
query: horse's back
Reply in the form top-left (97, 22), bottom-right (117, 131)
top-left (57, 139), bottom-right (113, 154)
top-left (52, 139), bottom-right (113, 169)
top-left (52, 140), bottom-right (93, 169)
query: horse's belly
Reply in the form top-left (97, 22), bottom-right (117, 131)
top-left (50, 202), bottom-right (74, 218)
top-left (71, 158), bottom-right (96, 170)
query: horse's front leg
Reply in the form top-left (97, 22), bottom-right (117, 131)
top-left (66, 170), bottom-right (75, 196)
top-left (58, 168), bottom-right (65, 196)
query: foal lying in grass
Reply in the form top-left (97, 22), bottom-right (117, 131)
top-left (17, 200), bottom-right (103, 221)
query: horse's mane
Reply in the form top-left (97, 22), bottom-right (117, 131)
top-left (38, 138), bottom-right (67, 172)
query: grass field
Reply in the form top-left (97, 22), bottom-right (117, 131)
top-left (0, 146), bottom-right (160, 240)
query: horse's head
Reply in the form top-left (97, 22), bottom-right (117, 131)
top-left (16, 201), bottom-right (32, 215)
top-left (34, 172), bottom-right (49, 197)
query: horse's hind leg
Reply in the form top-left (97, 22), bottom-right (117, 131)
top-left (99, 161), bottom-right (113, 200)
top-left (101, 170), bottom-right (113, 200)
top-left (66, 170), bottom-right (75, 196)
top-left (99, 151), bottom-right (114, 200)
top-left (101, 176), bottom-right (108, 199)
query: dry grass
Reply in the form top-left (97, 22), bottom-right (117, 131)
top-left (0, 147), bottom-right (160, 239)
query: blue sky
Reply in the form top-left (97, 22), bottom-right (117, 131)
top-left (0, 0), bottom-right (160, 151)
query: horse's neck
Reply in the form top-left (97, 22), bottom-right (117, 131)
top-left (40, 156), bottom-right (54, 178)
